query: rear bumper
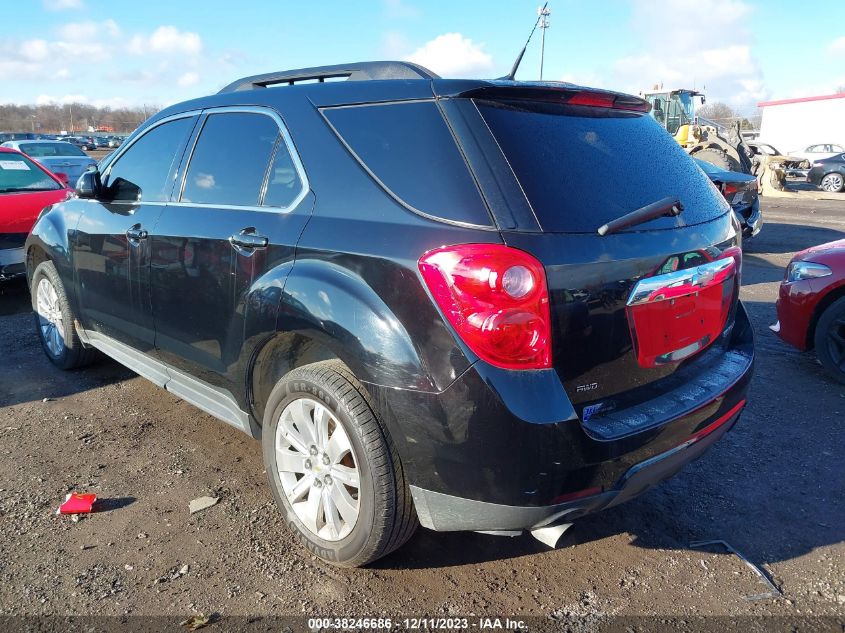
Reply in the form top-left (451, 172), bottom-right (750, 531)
top-left (411, 400), bottom-right (744, 531)
top-left (370, 303), bottom-right (754, 531)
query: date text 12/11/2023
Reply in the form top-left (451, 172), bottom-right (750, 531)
top-left (306, 617), bottom-right (528, 630)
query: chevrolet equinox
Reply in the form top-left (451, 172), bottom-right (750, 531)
top-left (25, 62), bottom-right (754, 566)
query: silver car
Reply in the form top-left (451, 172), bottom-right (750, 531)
top-left (0, 140), bottom-right (97, 186)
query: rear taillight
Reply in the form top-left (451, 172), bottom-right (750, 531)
top-left (722, 182), bottom-right (739, 197)
top-left (721, 245), bottom-right (743, 286)
top-left (418, 244), bottom-right (552, 370)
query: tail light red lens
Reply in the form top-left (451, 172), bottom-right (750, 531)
top-left (418, 244), bottom-right (552, 370)
top-left (722, 182), bottom-right (739, 197)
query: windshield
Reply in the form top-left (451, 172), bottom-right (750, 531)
top-left (646, 93), bottom-right (693, 135)
top-left (476, 99), bottom-right (727, 233)
top-left (0, 154), bottom-right (61, 193)
top-left (19, 142), bottom-right (87, 158)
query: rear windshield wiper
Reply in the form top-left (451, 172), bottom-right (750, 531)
top-left (597, 197), bottom-right (684, 236)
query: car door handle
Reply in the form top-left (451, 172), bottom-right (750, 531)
top-left (126, 225), bottom-right (148, 241)
top-left (229, 229), bottom-right (269, 250)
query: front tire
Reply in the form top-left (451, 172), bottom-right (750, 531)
top-left (815, 297), bottom-right (845, 385)
top-left (820, 173), bottom-right (844, 193)
top-left (693, 147), bottom-right (738, 172)
top-left (261, 360), bottom-right (418, 567)
top-left (30, 260), bottom-right (98, 370)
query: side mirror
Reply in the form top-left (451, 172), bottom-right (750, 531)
top-left (54, 172), bottom-right (70, 186)
top-left (76, 169), bottom-right (102, 199)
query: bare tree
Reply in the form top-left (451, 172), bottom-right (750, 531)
top-left (697, 102), bottom-right (739, 128)
top-left (0, 102), bottom-right (160, 134)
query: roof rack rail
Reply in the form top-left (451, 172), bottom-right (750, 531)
top-left (218, 61), bottom-right (439, 94)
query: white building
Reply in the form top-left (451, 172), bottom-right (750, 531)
top-left (757, 92), bottom-right (845, 153)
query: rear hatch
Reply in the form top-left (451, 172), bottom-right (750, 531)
top-left (465, 87), bottom-right (741, 412)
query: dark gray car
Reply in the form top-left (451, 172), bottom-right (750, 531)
top-left (807, 153), bottom-right (845, 193)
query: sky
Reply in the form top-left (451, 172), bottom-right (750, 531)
top-left (2, 0), bottom-right (843, 115)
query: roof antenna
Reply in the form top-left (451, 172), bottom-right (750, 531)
top-left (500, 2), bottom-right (548, 81)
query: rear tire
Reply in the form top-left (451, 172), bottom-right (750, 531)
top-left (693, 147), bottom-right (738, 172)
top-left (820, 173), bottom-right (844, 193)
top-left (261, 360), bottom-right (418, 567)
top-left (814, 297), bottom-right (845, 385)
top-left (30, 260), bottom-right (98, 370)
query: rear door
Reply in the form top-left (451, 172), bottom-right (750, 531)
top-left (74, 114), bottom-right (197, 353)
top-left (149, 106), bottom-right (311, 403)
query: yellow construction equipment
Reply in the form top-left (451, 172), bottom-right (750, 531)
top-left (640, 88), bottom-right (753, 173)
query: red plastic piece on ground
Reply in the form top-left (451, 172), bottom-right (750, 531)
top-left (57, 492), bottom-right (97, 515)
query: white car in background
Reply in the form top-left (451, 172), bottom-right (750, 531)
top-left (788, 144), bottom-right (845, 162)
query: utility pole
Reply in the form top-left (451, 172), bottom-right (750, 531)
top-left (538, 4), bottom-right (551, 80)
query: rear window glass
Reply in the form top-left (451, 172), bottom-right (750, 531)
top-left (20, 142), bottom-right (86, 157)
top-left (476, 99), bottom-right (727, 233)
top-left (323, 101), bottom-right (491, 226)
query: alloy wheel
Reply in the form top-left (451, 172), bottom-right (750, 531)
top-left (821, 174), bottom-right (843, 192)
top-left (275, 398), bottom-right (361, 541)
top-left (36, 278), bottom-right (64, 357)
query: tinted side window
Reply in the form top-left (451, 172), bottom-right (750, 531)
top-left (105, 117), bottom-right (194, 202)
top-left (263, 142), bottom-right (303, 208)
top-left (182, 112), bottom-right (278, 207)
top-left (323, 101), bottom-right (491, 226)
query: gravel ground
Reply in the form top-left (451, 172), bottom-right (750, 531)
top-left (0, 198), bottom-right (843, 628)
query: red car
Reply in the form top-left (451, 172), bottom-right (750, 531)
top-left (0, 147), bottom-right (73, 281)
top-left (773, 239), bottom-right (845, 384)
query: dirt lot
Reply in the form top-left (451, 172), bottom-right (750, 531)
top-left (0, 198), bottom-right (843, 627)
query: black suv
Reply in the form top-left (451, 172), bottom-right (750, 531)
top-left (25, 62), bottom-right (754, 567)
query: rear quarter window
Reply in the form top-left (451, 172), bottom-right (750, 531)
top-left (476, 99), bottom-right (728, 233)
top-left (322, 101), bottom-right (492, 227)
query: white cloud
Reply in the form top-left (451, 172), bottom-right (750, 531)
top-left (58, 19), bottom-right (120, 41)
top-left (36, 94), bottom-right (89, 105)
top-left (91, 96), bottom-right (133, 109)
top-left (129, 26), bottom-right (202, 56)
top-left (178, 71), bottom-right (200, 87)
top-left (610, 0), bottom-right (766, 111)
top-left (20, 40), bottom-right (51, 62)
top-left (829, 36), bottom-right (845, 56)
top-left (0, 37), bottom-right (108, 82)
top-left (43, 0), bottom-right (84, 10)
top-left (194, 173), bottom-right (216, 189)
top-left (404, 33), bottom-right (493, 78)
